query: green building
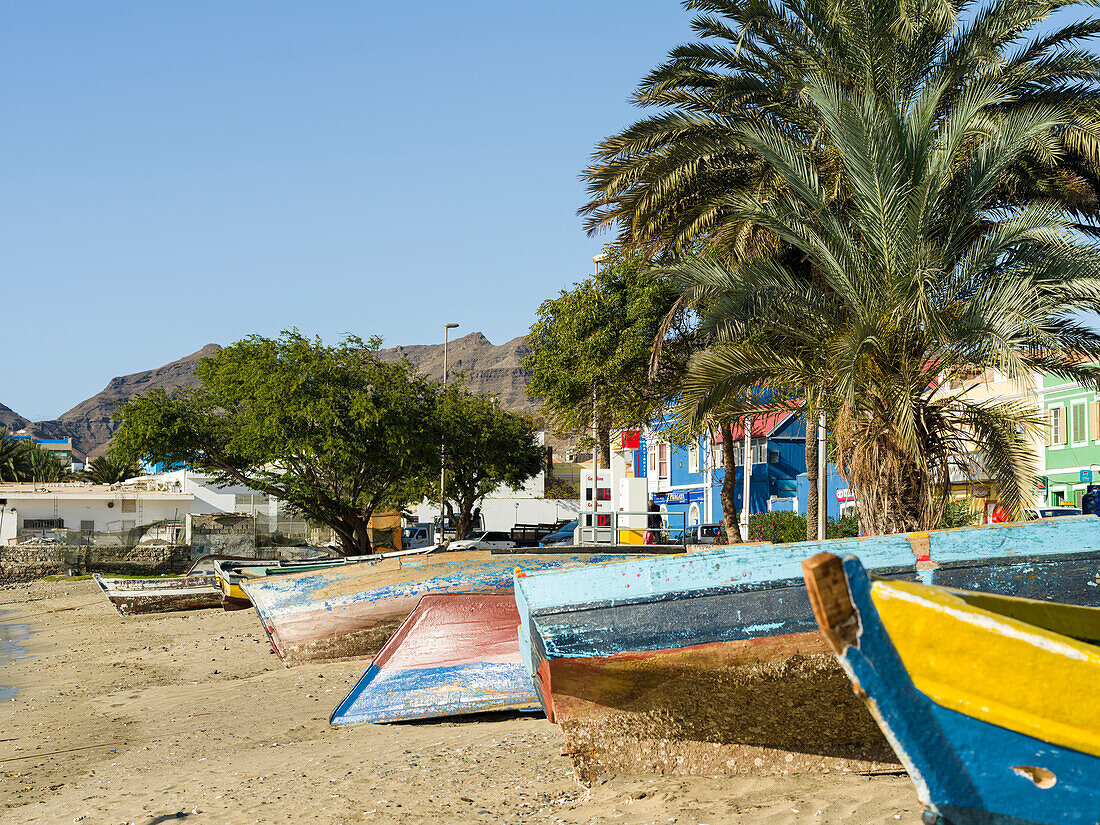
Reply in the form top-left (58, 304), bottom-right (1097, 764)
top-left (1041, 371), bottom-right (1100, 507)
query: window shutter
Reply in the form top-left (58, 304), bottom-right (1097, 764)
top-left (1046, 409), bottom-right (1054, 446)
top-left (1060, 407), bottom-right (1068, 443)
top-left (1092, 400), bottom-right (1099, 442)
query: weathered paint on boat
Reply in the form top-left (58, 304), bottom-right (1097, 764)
top-left (212, 547), bottom-right (436, 610)
top-left (514, 517), bottom-right (1100, 780)
top-left (94, 572), bottom-right (222, 616)
top-left (244, 551), bottom-right (641, 666)
top-left (330, 593), bottom-right (541, 726)
top-left (804, 552), bottom-right (1100, 825)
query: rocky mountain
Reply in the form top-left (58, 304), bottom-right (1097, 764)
top-left (3, 334), bottom-right (539, 458)
top-left (4, 344), bottom-right (222, 459)
top-left (376, 332), bottom-right (536, 413)
top-left (0, 402), bottom-right (30, 434)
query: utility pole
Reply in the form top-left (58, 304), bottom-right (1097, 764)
top-left (740, 417), bottom-right (751, 539)
top-left (440, 322), bottom-right (459, 544)
top-left (817, 412), bottom-right (827, 540)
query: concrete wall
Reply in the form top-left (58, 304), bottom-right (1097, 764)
top-left (185, 513), bottom-right (256, 560)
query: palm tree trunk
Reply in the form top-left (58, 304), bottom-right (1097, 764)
top-left (721, 421), bottom-right (743, 543)
top-left (805, 417), bottom-right (818, 542)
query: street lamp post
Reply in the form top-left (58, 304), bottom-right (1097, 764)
top-left (440, 322), bottom-right (459, 544)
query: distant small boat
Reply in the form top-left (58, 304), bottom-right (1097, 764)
top-left (243, 550), bottom-right (643, 666)
top-left (95, 563), bottom-right (221, 616)
top-left (803, 552), bottom-right (1100, 825)
top-left (330, 593), bottom-right (541, 726)
top-left (95, 554), bottom-right (268, 616)
top-left (514, 516), bottom-right (1100, 779)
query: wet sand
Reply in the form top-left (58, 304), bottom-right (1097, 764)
top-left (0, 579), bottom-right (919, 824)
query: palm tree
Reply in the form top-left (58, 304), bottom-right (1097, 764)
top-left (24, 447), bottom-right (71, 483)
top-left (675, 70), bottom-right (1100, 533)
top-left (82, 455), bottom-right (143, 484)
top-left (581, 0), bottom-right (1100, 257)
top-left (0, 435), bottom-right (32, 482)
top-left (585, 0), bottom-right (1100, 533)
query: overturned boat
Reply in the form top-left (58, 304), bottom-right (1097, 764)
top-left (513, 516), bottom-right (1100, 780)
top-left (243, 550), bottom-right (643, 666)
top-left (330, 593), bottom-right (541, 726)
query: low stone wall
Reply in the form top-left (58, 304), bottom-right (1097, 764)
top-left (0, 544), bottom-right (193, 582)
top-left (0, 546), bottom-right (67, 582)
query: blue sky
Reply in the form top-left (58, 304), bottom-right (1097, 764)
top-left (2, 2), bottom-right (693, 420)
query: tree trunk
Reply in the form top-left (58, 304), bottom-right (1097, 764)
top-left (333, 516), bottom-right (373, 556)
top-left (454, 500), bottom-right (474, 541)
top-left (806, 417), bottom-right (818, 542)
top-left (720, 421), bottom-right (743, 543)
top-left (598, 427), bottom-right (611, 469)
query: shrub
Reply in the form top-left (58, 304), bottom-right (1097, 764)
top-left (745, 511), bottom-right (860, 544)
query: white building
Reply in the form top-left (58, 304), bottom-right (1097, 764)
top-left (0, 482), bottom-right (194, 546)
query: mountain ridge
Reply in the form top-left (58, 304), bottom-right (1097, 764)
top-left (3, 334), bottom-right (537, 458)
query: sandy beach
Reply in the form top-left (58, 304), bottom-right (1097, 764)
top-left (0, 579), bottom-right (918, 824)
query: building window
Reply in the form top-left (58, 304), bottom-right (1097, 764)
top-left (751, 439), bottom-right (767, 465)
top-left (688, 444), bottom-right (699, 474)
top-left (659, 444), bottom-right (669, 479)
top-left (648, 446), bottom-right (657, 473)
top-left (1072, 401), bottom-right (1088, 444)
top-left (733, 443), bottom-right (743, 466)
top-left (120, 499), bottom-right (137, 513)
top-left (80, 520), bottom-right (94, 532)
top-left (23, 518), bottom-right (63, 530)
top-left (713, 443), bottom-right (723, 465)
top-left (1048, 406), bottom-right (1065, 446)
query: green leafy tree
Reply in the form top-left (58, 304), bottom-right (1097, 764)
top-left (523, 252), bottom-right (687, 465)
top-left (82, 455), bottom-right (143, 484)
top-left (435, 384), bottom-right (547, 540)
top-left (674, 64), bottom-right (1100, 533)
top-left (111, 332), bottom-right (440, 555)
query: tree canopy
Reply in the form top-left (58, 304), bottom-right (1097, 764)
top-left (111, 332), bottom-right (439, 555)
top-left (435, 383), bottom-right (546, 540)
top-left (523, 252), bottom-right (687, 464)
top-left (672, 43), bottom-right (1100, 532)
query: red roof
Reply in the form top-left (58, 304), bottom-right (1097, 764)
top-left (713, 413), bottom-right (792, 443)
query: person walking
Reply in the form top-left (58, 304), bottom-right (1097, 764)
top-left (643, 498), bottom-right (662, 545)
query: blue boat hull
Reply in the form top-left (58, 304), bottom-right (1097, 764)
top-left (836, 559), bottom-right (1100, 825)
top-left (514, 518), bottom-right (1100, 779)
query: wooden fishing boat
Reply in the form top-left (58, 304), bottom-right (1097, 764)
top-left (94, 554), bottom-right (276, 616)
top-left (95, 570), bottom-right (220, 616)
top-left (243, 550), bottom-right (642, 666)
top-left (803, 552), bottom-right (1100, 825)
top-left (513, 516), bottom-right (1100, 780)
top-left (330, 593), bottom-right (541, 726)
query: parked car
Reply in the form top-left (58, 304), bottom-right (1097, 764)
top-left (1031, 506), bottom-right (1083, 519)
top-left (687, 523), bottom-right (724, 545)
top-left (447, 530), bottom-right (517, 551)
top-left (401, 522), bottom-right (435, 549)
top-left (538, 519), bottom-right (578, 547)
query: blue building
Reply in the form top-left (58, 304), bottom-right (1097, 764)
top-left (638, 413), bottom-right (808, 530)
top-left (796, 462), bottom-right (855, 520)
